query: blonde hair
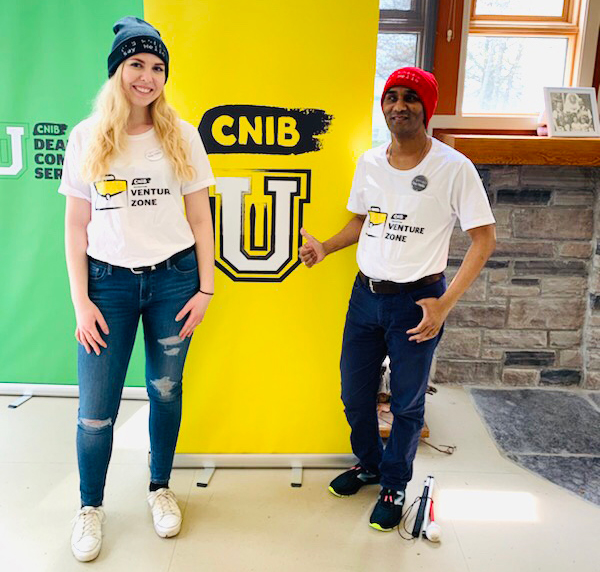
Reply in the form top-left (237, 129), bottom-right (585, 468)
top-left (81, 64), bottom-right (195, 183)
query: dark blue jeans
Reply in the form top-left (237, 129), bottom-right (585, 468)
top-left (77, 249), bottom-right (199, 507)
top-left (340, 274), bottom-right (446, 491)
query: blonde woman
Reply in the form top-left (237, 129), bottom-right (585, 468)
top-left (59, 16), bottom-right (215, 561)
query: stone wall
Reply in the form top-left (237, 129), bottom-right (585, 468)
top-left (433, 165), bottom-right (599, 389)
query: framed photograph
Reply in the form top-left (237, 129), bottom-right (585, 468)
top-left (544, 87), bottom-right (600, 137)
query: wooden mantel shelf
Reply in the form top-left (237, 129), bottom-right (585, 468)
top-left (438, 134), bottom-right (600, 166)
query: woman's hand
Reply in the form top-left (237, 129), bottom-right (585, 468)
top-left (176, 291), bottom-right (212, 338)
top-left (74, 299), bottom-right (109, 355)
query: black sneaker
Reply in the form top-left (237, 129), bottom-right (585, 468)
top-left (328, 465), bottom-right (380, 497)
top-left (369, 488), bottom-right (405, 531)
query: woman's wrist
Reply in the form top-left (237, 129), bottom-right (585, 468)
top-left (199, 288), bottom-right (214, 296)
top-left (72, 293), bottom-right (91, 308)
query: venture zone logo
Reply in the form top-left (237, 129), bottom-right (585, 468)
top-left (211, 169), bottom-right (310, 282)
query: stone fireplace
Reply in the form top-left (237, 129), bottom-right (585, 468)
top-left (433, 164), bottom-right (599, 388)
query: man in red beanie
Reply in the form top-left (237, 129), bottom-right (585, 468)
top-left (300, 67), bottom-right (496, 531)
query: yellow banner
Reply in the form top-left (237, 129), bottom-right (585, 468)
top-left (144, 0), bottom-right (379, 453)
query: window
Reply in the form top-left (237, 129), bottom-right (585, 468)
top-left (372, 0), bottom-right (439, 146)
top-left (463, 0), bottom-right (583, 115)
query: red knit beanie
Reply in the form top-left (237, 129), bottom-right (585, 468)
top-left (381, 67), bottom-right (439, 127)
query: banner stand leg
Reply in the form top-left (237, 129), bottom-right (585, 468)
top-left (8, 393), bottom-right (33, 409)
top-left (290, 466), bottom-right (303, 488)
top-left (195, 467), bottom-right (216, 488)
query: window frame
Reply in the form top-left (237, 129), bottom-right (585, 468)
top-left (429, 0), bottom-right (600, 133)
top-left (464, 0), bottom-right (582, 115)
top-left (378, 0), bottom-right (439, 71)
top-left (470, 0), bottom-right (576, 23)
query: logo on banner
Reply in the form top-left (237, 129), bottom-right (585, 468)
top-left (200, 103), bottom-right (332, 283)
top-left (211, 169), bottom-right (310, 282)
top-left (199, 105), bottom-right (332, 155)
top-left (0, 124), bottom-right (27, 178)
top-left (0, 122), bottom-right (68, 180)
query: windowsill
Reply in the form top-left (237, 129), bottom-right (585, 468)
top-left (460, 113), bottom-right (539, 118)
top-left (437, 134), bottom-right (600, 166)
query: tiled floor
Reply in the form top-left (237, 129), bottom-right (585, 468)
top-left (1, 386), bottom-right (598, 572)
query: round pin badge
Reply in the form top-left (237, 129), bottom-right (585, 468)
top-left (412, 175), bottom-right (428, 192)
top-left (145, 148), bottom-right (164, 161)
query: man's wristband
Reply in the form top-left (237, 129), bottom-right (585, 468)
top-left (199, 289), bottom-right (214, 296)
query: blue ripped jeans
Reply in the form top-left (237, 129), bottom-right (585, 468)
top-left (77, 249), bottom-right (199, 507)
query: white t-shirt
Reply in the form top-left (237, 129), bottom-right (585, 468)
top-left (59, 117), bottom-right (215, 267)
top-left (347, 139), bottom-right (495, 283)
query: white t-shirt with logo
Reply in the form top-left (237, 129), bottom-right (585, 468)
top-left (347, 138), bottom-right (495, 283)
top-left (59, 117), bottom-right (215, 267)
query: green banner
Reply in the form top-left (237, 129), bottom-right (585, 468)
top-left (0, 0), bottom-right (146, 385)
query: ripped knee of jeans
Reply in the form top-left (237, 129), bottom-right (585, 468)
top-left (148, 376), bottom-right (181, 401)
top-left (78, 417), bottom-right (112, 430)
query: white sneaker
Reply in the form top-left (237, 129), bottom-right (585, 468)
top-left (147, 488), bottom-right (182, 538)
top-left (71, 506), bottom-right (105, 562)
